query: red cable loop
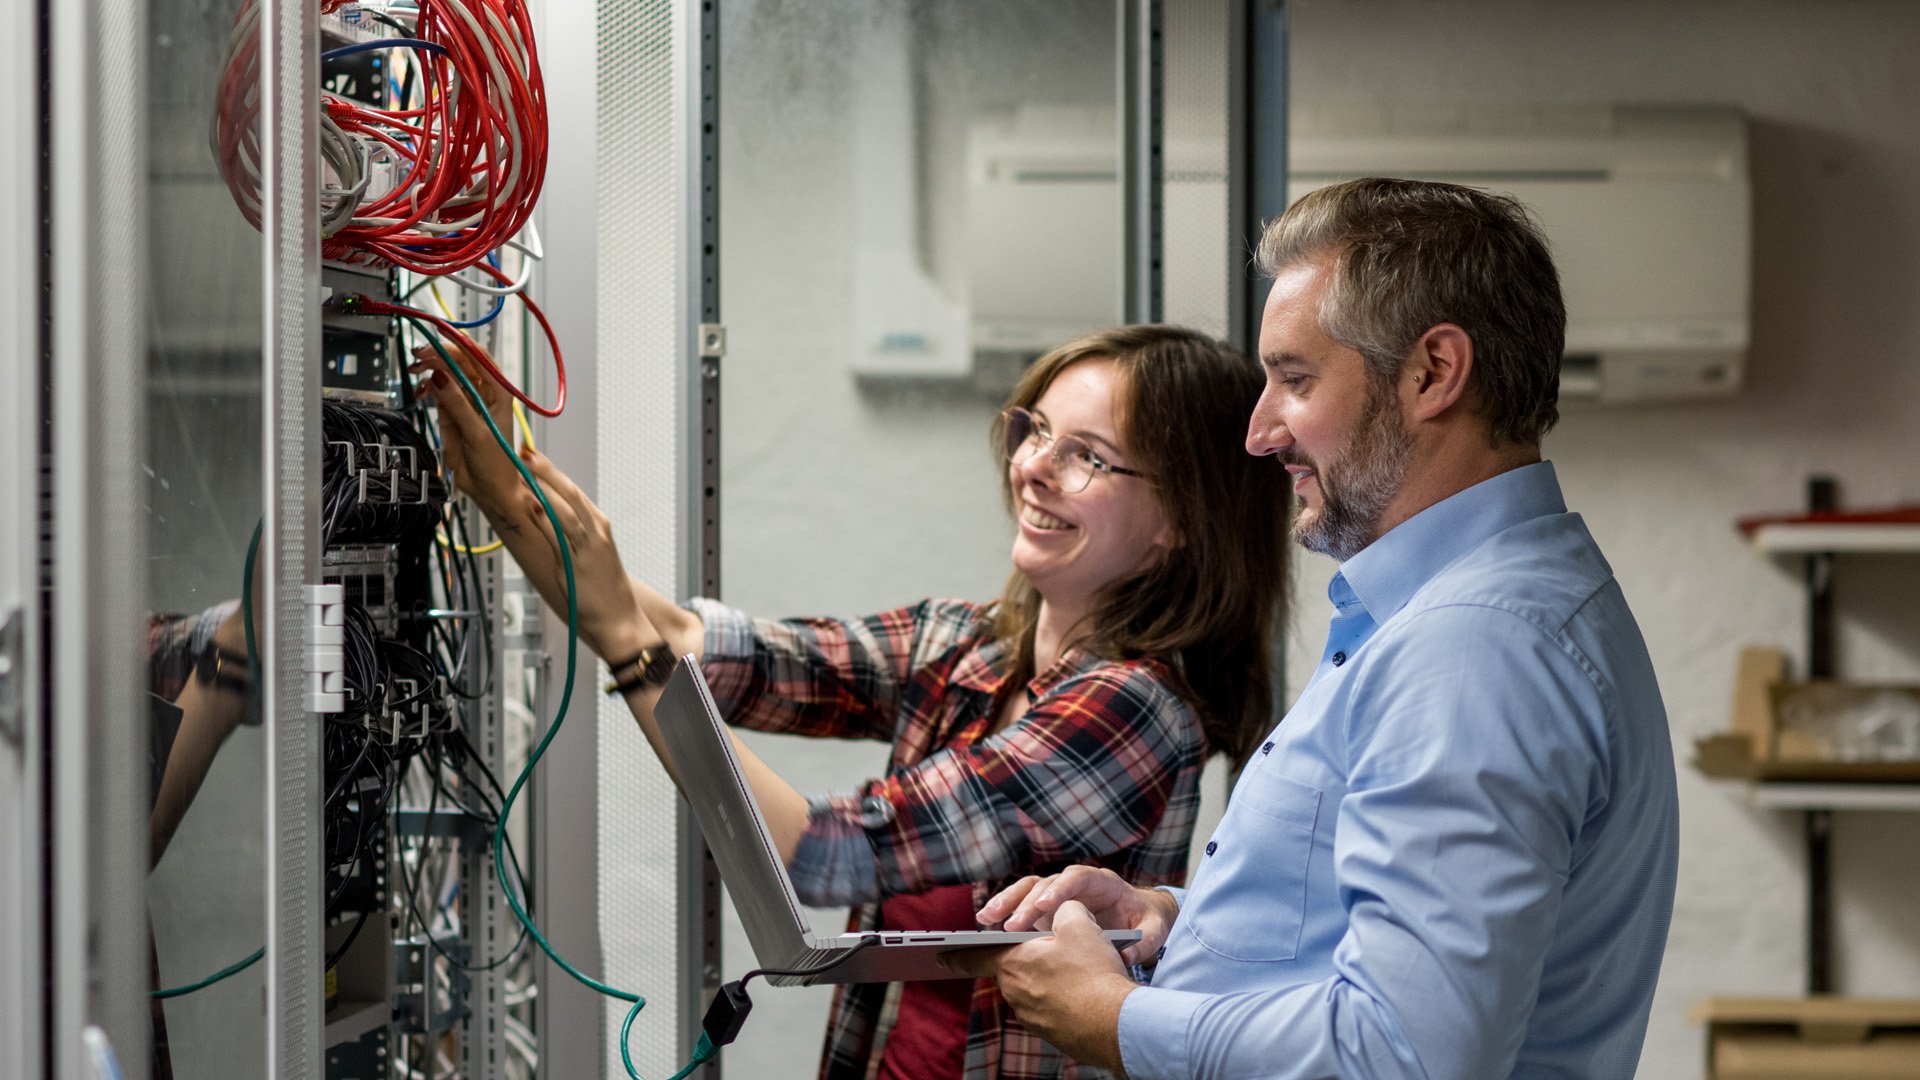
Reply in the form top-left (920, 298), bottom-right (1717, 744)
top-left (361, 264), bottom-right (565, 418)
top-left (217, 0), bottom-right (548, 275)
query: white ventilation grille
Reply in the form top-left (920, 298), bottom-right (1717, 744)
top-left (596, 0), bottom-right (691, 1072)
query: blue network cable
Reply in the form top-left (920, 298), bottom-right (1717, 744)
top-left (441, 254), bottom-right (508, 329)
top-left (319, 37), bottom-right (448, 63)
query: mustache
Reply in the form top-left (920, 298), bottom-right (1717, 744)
top-left (1277, 449), bottom-right (1316, 471)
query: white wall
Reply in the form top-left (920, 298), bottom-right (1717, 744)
top-left (712, 2), bottom-right (1245, 1076)
top-left (714, 4), bottom-right (1112, 1075)
top-left (712, 2), bottom-right (1920, 1077)
top-left (1285, 2), bottom-right (1920, 1077)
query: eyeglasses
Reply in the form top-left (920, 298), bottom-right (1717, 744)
top-left (1000, 406), bottom-right (1149, 493)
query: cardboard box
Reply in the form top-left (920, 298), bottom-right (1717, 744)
top-left (1691, 648), bottom-right (1920, 783)
top-left (1692, 997), bottom-right (1920, 1079)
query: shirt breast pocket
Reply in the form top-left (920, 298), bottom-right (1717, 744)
top-left (1184, 774), bottom-right (1322, 963)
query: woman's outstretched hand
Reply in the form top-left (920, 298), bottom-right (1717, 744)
top-left (410, 344), bottom-right (525, 520)
top-left (506, 444), bottom-right (653, 658)
top-left (412, 344), bottom-right (648, 659)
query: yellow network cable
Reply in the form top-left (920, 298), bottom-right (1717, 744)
top-left (436, 402), bottom-right (535, 555)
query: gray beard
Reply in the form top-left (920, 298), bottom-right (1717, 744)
top-left (1293, 382), bottom-right (1412, 562)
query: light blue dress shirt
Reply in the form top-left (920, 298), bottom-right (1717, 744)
top-left (1119, 462), bottom-right (1678, 1080)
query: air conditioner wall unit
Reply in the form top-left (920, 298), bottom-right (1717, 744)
top-left (962, 103), bottom-right (1750, 402)
top-left (1288, 104), bottom-right (1752, 404)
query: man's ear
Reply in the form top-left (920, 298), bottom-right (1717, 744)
top-left (1404, 323), bottom-right (1473, 421)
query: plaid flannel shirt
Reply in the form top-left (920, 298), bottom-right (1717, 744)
top-left (690, 597), bottom-right (1207, 1080)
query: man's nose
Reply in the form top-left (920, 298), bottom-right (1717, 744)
top-left (1245, 393), bottom-right (1290, 458)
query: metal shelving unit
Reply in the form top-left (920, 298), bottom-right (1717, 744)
top-left (1747, 783), bottom-right (1920, 813)
top-left (1746, 476), bottom-right (1920, 995)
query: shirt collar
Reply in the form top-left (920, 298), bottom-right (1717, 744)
top-left (1332, 460), bottom-right (1567, 625)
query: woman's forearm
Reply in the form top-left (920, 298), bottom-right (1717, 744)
top-left (622, 576), bottom-right (704, 661)
top-left (149, 677), bottom-right (250, 868)
top-left (471, 498), bottom-right (696, 663)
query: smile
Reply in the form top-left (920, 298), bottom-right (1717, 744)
top-left (1020, 506), bottom-right (1076, 531)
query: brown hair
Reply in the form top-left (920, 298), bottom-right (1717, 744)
top-left (1257, 177), bottom-right (1566, 446)
top-left (990, 324), bottom-right (1288, 764)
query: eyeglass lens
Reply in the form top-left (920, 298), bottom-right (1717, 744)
top-left (1002, 408), bottom-right (1095, 492)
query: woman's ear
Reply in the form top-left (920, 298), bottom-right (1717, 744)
top-left (1154, 517), bottom-right (1185, 552)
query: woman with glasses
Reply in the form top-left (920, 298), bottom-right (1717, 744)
top-left (418, 324), bottom-right (1288, 1080)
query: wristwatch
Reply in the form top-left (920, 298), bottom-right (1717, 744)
top-left (603, 646), bottom-right (675, 696)
top-left (195, 642), bottom-right (254, 696)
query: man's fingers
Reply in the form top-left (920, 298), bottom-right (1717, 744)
top-left (938, 944), bottom-right (1012, 979)
top-left (1050, 900), bottom-right (1102, 940)
top-left (1049, 901), bottom-right (1130, 977)
top-left (1004, 864), bottom-right (1107, 930)
top-left (1001, 882), bottom-right (1059, 932)
top-left (979, 876), bottom-right (1045, 928)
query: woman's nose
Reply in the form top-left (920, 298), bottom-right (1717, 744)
top-left (1013, 445), bottom-right (1058, 488)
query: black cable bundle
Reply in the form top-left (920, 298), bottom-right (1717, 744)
top-left (322, 400), bottom-right (449, 546)
top-left (323, 606), bottom-right (402, 915)
top-left (400, 397), bottom-right (497, 703)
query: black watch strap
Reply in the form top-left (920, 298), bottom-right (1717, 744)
top-left (195, 643), bottom-right (254, 696)
top-left (604, 647), bottom-right (675, 696)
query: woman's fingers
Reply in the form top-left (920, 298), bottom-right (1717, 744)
top-left (409, 348), bottom-right (534, 521)
top-left (548, 450), bottom-right (610, 540)
top-left (410, 342), bottom-right (511, 438)
top-left (410, 338), bottom-right (493, 401)
top-left (523, 470), bottom-right (584, 546)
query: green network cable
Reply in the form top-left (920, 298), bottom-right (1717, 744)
top-left (150, 522), bottom-right (267, 1000)
top-left (151, 945), bottom-right (265, 1001)
top-left (151, 334), bottom-right (716, 1080)
top-left (409, 317), bottom-right (714, 1080)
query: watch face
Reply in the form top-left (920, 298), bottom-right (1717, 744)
top-left (857, 795), bottom-right (896, 830)
top-left (643, 650), bottom-right (675, 685)
top-left (195, 642), bottom-right (221, 684)
top-left (197, 644), bottom-right (252, 694)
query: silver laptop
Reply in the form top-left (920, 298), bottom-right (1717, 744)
top-left (655, 657), bottom-right (1141, 986)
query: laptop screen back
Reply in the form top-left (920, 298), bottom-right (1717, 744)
top-left (655, 658), bottom-right (819, 966)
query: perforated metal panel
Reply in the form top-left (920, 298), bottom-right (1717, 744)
top-left (595, 0), bottom-right (698, 1072)
top-left (264, 0), bottom-right (325, 1075)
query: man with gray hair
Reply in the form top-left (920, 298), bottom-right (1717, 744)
top-left (949, 177), bottom-right (1679, 1080)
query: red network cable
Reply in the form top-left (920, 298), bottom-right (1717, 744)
top-left (213, 0), bottom-right (549, 276)
top-left (358, 260), bottom-right (566, 417)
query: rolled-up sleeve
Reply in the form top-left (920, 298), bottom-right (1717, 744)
top-left (688, 596), bottom-right (927, 743)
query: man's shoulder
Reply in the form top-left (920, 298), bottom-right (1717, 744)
top-left (1404, 510), bottom-right (1618, 639)
top-left (1375, 510), bottom-right (1665, 741)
